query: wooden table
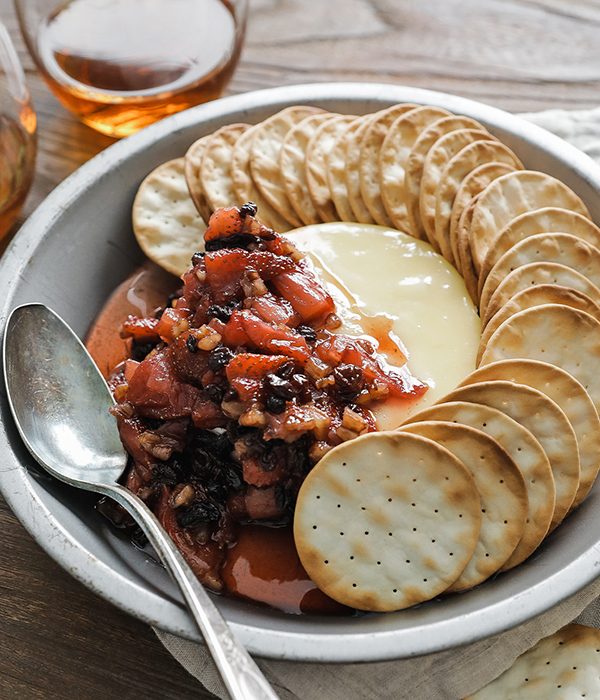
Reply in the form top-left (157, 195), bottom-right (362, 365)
top-left (1, 0), bottom-right (600, 697)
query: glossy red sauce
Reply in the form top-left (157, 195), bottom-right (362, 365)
top-left (86, 261), bottom-right (352, 615)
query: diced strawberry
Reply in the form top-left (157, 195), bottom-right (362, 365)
top-left (341, 336), bottom-right (427, 398)
top-left (126, 352), bottom-right (203, 418)
top-left (270, 270), bottom-right (335, 327)
top-left (204, 207), bottom-right (244, 244)
top-left (205, 249), bottom-right (250, 303)
top-left (124, 358), bottom-right (140, 382)
top-left (115, 414), bottom-right (154, 476)
top-left (205, 249), bottom-right (296, 304)
top-left (242, 458), bottom-right (287, 487)
top-left (120, 315), bottom-right (160, 343)
top-left (155, 306), bottom-right (189, 343)
top-left (167, 334), bottom-right (211, 384)
top-left (226, 353), bottom-right (291, 382)
top-left (239, 311), bottom-right (310, 363)
top-left (221, 310), bottom-right (252, 347)
top-left (314, 335), bottom-right (344, 367)
top-left (229, 376), bottom-right (263, 403)
top-left (250, 292), bottom-right (301, 327)
top-left (244, 485), bottom-right (284, 519)
top-left (225, 353), bottom-right (291, 402)
top-left (191, 396), bottom-right (228, 429)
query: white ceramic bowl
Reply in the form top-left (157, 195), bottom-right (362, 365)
top-left (2, 83), bottom-right (600, 662)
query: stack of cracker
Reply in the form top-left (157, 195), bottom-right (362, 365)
top-left (130, 102), bottom-right (600, 614)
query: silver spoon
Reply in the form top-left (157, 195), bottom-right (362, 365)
top-left (3, 303), bottom-right (280, 700)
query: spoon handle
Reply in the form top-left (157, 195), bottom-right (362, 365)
top-left (105, 483), bottom-right (281, 700)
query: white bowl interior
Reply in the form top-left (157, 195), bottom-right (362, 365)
top-left (2, 83), bottom-right (600, 662)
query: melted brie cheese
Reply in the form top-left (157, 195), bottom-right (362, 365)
top-left (286, 222), bottom-right (481, 429)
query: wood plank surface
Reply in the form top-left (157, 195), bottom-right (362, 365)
top-left (1, 0), bottom-right (600, 697)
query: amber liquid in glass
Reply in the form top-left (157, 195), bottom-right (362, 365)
top-left (35, 0), bottom-right (243, 137)
top-left (0, 113), bottom-right (36, 245)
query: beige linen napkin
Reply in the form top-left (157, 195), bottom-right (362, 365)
top-left (154, 105), bottom-right (600, 700)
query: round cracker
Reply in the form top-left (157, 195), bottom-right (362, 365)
top-left (294, 431), bottom-right (482, 612)
top-left (305, 114), bottom-right (356, 222)
top-left (419, 128), bottom-right (492, 251)
top-left (250, 106), bottom-right (325, 227)
top-left (326, 118), bottom-right (364, 223)
top-left (379, 106), bottom-right (452, 234)
top-left (468, 170), bottom-right (592, 274)
top-left (132, 158), bottom-right (207, 277)
top-left (399, 421), bottom-right (528, 591)
top-left (184, 135), bottom-right (213, 223)
top-left (482, 261), bottom-right (600, 329)
top-left (200, 123), bottom-right (249, 211)
top-left (441, 380), bottom-right (579, 530)
top-left (477, 284), bottom-right (600, 366)
top-left (345, 113), bottom-right (379, 224)
top-left (456, 196), bottom-right (480, 304)
top-left (449, 161), bottom-right (516, 269)
top-left (435, 141), bottom-right (523, 264)
top-left (404, 115), bottom-right (489, 241)
top-left (280, 112), bottom-right (338, 225)
top-left (458, 359), bottom-right (599, 513)
top-left (478, 206), bottom-right (600, 297)
top-left (357, 103), bottom-right (420, 227)
top-left (480, 303), bottom-right (600, 419)
top-left (464, 624), bottom-right (600, 700)
top-left (479, 233), bottom-right (600, 318)
top-left (401, 401), bottom-right (554, 569)
top-left (231, 124), bottom-right (292, 232)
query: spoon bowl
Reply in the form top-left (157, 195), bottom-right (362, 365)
top-left (4, 303), bottom-right (127, 489)
top-left (3, 302), bottom-right (280, 700)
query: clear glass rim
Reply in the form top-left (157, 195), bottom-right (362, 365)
top-left (0, 19), bottom-right (30, 102)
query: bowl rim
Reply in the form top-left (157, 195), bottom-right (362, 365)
top-left (2, 82), bottom-right (600, 662)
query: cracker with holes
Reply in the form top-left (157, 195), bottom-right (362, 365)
top-left (435, 141), bottom-right (522, 263)
top-left (468, 170), bottom-right (592, 274)
top-left (280, 112), bottom-right (337, 225)
top-left (231, 124), bottom-right (292, 232)
top-left (379, 106), bottom-right (451, 234)
top-left (404, 115), bottom-right (489, 241)
top-left (398, 421), bottom-right (527, 590)
top-left (478, 207), bottom-right (600, 297)
top-left (184, 135), bottom-right (214, 223)
top-left (419, 129), bottom-right (492, 251)
top-left (401, 401), bottom-right (554, 569)
top-left (449, 161), bottom-right (516, 268)
top-left (480, 304), bottom-right (600, 418)
top-left (479, 233), bottom-right (600, 317)
top-left (326, 117), bottom-right (364, 223)
top-left (294, 431), bottom-right (482, 612)
top-left (357, 103), bottom-right (419, 227)
top-left (132, 158), bottom-right (207, 277)
top-left (305, 114), bottom-right (356, 223)
top-left (477, 284), bottom-right (600, 365)
top-left (455, 196), bottom-right (481, 303)
top-left (250, 105), bottom-right (324, 227)
top-left (345, 113), bottom-right (378, 224)
top-left (464, 623), bottom-right (600, 699)
top-left (457, 359), bottom-right (600, 513)
top-left (481, 262), bottom-right (600, 329)
top-left (441, 380), bottom-right (579, 530)
top-left (200, 123), bottom-right (249, 211)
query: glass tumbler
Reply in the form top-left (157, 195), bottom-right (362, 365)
top-left (14, 0), bottom-right (249, 138)
top-left (0, 19), bottom-right (36, 245)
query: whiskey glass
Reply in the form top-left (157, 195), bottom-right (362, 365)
top-left (0, 18), bottom-right (36, 246)
top-left (14, 0), bottom-right (248, 138)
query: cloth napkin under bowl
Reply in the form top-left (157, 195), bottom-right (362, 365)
top-left (154, 105), bottom-right (600, 700)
